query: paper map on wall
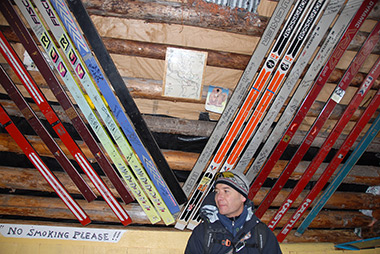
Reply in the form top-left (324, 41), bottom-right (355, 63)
top-left (163, 47), bottom-right (207, 100)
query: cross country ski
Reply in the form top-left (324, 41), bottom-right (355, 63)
top-left (0, 104), bottom-right (91, 226)
top-left (296, 93), bottom-right (380, 235)
top-left (220, 0), bottom-right (327, 172)
top-left (0, 0), bottom-right (134, 206)
top-left (181, 0), bottom-right (295, 198)
top-left (176, 0), bottom-right (318, 230)
top-left (255, 12), bottom-right (380, 219)
top-left (277, 60), bottom-right (380, 241)
top-left (235, 0), bottom-right (346, 174)
top-left (12, 0), bottom-right (161, 224)
top-left (187, 0), bottom-right (330, 229)
top-left (248, 0), bottom-right (377, 203)
top-left (64, 0), bottom-right (187, 205)
top-left (244, 0), bottom-right (366, 185)
top-left (0, 64), bottom-right (96, 202)
top-left (33, 0), bottom-right (175, 225)
top-left (48, 0), bottom-right (180, 215)
top-left (0, 31), bottom-right (132, 226)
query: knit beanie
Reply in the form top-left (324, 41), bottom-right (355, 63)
top-left (215, 170), bottom-right (250, 198)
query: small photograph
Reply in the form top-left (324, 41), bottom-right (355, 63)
top-left (205, 86), bottom-right (229, 114)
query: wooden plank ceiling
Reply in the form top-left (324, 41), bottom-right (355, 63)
top-left (0, 0), bottom-right (380, 243)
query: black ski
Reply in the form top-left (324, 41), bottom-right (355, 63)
top-left (65, 0), bottom-right (187, 205)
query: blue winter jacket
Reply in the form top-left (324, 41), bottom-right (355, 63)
top-left (185, 193), bottom-right (282, 254)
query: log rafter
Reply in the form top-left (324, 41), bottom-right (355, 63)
top-left (0, 133), bottom-right (379, 186)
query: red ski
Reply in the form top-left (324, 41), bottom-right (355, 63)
top-left (0, 104), bottom-right (91, 226)
top-left (277, 68), bottom-right (380, 242)
top-left (0, 0), bottom-right (133, 205)
top-left (0, 64), bottom-right (97, 202)
top-left (0, 31), bottom-right (132, 226)
top-left (255, 16), bottom-right (380, 219)
top-left (248, 0), bottom-right (377, 202)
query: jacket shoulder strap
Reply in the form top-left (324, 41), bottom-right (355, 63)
top-left (203, 220), bottom-right (268, 253)
top-left (233, 221), bottom-right (268, 253)
top-left (203, 221), bottom-right (227, 254)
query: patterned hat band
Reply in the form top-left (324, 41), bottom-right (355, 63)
top-left (215, 170), bottom-right (250, 198)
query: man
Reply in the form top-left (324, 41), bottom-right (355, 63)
top-left (185, 170), bottom-right (282, 253)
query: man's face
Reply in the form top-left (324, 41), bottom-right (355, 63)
top-left (214, 183), bottom-right (246, 218)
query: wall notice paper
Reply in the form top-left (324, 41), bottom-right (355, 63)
top-left (205, 86), bottom-right (229, 114)
top-left (163, 47), bottom-right (207, 100)
top-left (0, 224), bottom-right (126, 243)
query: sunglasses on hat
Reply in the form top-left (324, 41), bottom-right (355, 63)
top-left (215, 171), bottom-right (246, 186)
top-left (216, 171), bottom-right (235, 179)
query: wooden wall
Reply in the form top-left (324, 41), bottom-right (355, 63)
top-left (0, 0), bottom-right (380, 244)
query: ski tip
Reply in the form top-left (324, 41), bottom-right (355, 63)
top-left (161, 214), bottom-right (176, 226)
top-left (121, 217), bottom-right (133, 226)
top-left (187, 220), bottom-right (199, 230)
top-left (294, 230), bottom-right (303, 237)
top-left (149, 215), bottom-right (162, 225)
top-left (163, 219), bottom-right (175, 226)
top-left (168, 206), bottom-right (181, 215)
top-left (80, 217), bottom-right (92, 226)
top-left (174, 220), bottom-right (187, 230)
